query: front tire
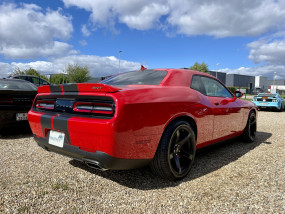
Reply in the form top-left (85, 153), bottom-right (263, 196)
top-left (242, 111), bottom-right (257, 143)
top-left (150, 120), bottom-right (196, 181)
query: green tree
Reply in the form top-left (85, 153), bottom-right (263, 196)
top-left (189, 62), bottom-right (209, 73)
top-left (12, 67), bottom-right (25, 75)
top-left (65, 64), bottom-right (91, 83)
top-left (11, 67), bottom-right (49, 81)
top-left (25, 68), bottom-right (40, 76)
top-left (50, 74), bottom-right (69, 84)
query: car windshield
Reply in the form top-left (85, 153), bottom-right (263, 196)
top-left (100, 70), bottom-right (168, 86)
top-left (0, 80), bottom-right (37, 91)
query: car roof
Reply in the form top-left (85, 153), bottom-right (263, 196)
top-left (0, 78), bottom-right (32, 83)
top-left (153, 68), bottom-right (219, 86)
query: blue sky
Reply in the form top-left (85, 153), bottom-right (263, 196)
top-left (1, 0), bottom-right (285, 80)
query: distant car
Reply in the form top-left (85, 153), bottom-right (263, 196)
top-left (252, 93), bottom-right (285, 111)
top-left (11, 75), bottom-right (50, 87)
top-left (28, 69), bottom-right (257, 181)
top-left (0, 79), bottom-right (37, 130)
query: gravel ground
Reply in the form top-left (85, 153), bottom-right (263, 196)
top-left (0, 111), bottom-right (284, 213)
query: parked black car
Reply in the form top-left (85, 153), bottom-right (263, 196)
top-left (0, 79), bottom-right (37, 130)
top-left (11, 75), bottom-right (50, 87)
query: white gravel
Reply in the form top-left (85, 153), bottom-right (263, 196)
top-left (0, 111), bottom-right (284, 213)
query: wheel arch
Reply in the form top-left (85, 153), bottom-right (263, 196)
top-left (163, 115), bottom-right (197, 142)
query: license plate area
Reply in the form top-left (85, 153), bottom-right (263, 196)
top-left (16, 113), bottom-right (28, 121)
top-left (49, 130), bottom-right (65, 148)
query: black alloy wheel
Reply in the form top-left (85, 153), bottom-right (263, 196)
top-left (150, 120), bottom-right (196, 181)
top-left (242, 111), bottom-right (257, 143)
top-left (168, 124), bottom-right (195, 177)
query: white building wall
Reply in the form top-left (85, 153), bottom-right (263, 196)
top-left (255, 76), bottom-right (269, 90)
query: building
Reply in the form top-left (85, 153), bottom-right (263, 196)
top-left (211, 71), bottom-right (285, 94)
top-left (267, 79), bottom-right (285, 86)
top-left (255, 76), bottom-right (270, 92)
top-left (208, 71), bottom-right (227, 84)
top-left (226, 74), bottom-right (255, 93)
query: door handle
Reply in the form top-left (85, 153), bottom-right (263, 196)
top-left (214, 102), bottom-right (219, 105)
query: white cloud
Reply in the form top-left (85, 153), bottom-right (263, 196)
top-left (81, 24), bottom-right (91, 37)
top-left (62, 0), bottom-right (285, 37)
top-left (248, 33), bottom-right (285, 65)
top-left (221, 65), bottom-right (285, 80)
top-left (0, 55), bottom-right (141, 78)
top-left (79, 40), bottom-right (87, 46)
top-left (0, 3), bottom-right (74, 59)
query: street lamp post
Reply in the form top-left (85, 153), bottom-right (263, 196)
top-left (118, 50), bottom-right (122, 73)
top-left (273, 72), bottom-right (277, 92)
top-left (216, 63), bottom-right (220, 78)
top-left (273, 72), bottom-right (277, 86)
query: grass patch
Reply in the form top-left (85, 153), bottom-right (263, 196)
top-left (52, 182), bottom-right (69, 190)
top-left (42, 191), bottom-right (48, 196)
top-left (1, 181), bottom-right (8, 189)
top-left (18, 206), bottom-right (29, 213)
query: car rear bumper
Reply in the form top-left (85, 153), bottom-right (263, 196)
top-left (0, 111), bottom-right (29, 129)
top-left (34, 135), bottom-right (151, 170)
top-left (252, 102), bottom-right (280, 109)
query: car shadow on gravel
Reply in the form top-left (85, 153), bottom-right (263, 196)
top-left (0, 125), bottom-right (33, 139)
top-left (69, 131), bottom-right (272, 190)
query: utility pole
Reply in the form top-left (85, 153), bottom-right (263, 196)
top-left (118, 50), bottom-right (122, 73)
top-left (216, 63), bottom-right (220, 78)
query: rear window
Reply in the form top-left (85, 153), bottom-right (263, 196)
top-left (0, 80), bottom-right (37, 91)
top-left (100, 70), bottom-right (167, 86)
top-left (257, 94), bottom-right (276, 97)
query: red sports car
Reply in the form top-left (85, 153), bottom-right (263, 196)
top-left (28, 69), bottom-right (257, 180)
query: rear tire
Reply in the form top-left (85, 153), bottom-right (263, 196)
top-left (242, 111), bottom-right (257, 143)
top-left (150, 120), bottom-right (196, 181)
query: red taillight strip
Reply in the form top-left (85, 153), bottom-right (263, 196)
top-left (36, 100), bottom-right (55, 110)
top-left (73, 102), bottom-right (93, 113)
top-left (0, 98), bottom-right (13, 104)
top-left (73, 102), bottom-right (114, 114)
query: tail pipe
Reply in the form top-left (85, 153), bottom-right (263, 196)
top-left (83, 159), bottom-right (108, 171)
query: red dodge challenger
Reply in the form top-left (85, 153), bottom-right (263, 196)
top-left (28, 69), bottom-right (257, 180)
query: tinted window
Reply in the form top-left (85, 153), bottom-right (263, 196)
top-left (0, 80), bottom-right (37, 91)
top-left (191, 75), bottom-right (207, 95)
top-left (100, 70), bottom-right (167, 86)
top-left (191, 75), bottom-right (232, 98)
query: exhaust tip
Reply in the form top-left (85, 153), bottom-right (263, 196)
top-left (84, 159), bottom-right (108, 171)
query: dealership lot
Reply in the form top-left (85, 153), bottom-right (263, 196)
top-left (0, 111), bottom-right (284, 213)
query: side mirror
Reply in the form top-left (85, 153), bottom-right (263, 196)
top-left (234, 91), bottom-right (243, 98)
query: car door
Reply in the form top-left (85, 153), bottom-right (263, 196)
top-left (199, 76), bottom-right (243, 140)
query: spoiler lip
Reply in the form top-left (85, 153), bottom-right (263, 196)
top-left (37, 83), bottom-right (121, 93)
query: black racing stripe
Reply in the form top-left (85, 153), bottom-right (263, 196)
top-left (62, 84), bottom-right (79, 94)
top-left (49, 85), bottom-right (62, 92)
top-left (53, 116), bottom-right (72, 145)
top-left (40, 114), bottom-right (52, 137)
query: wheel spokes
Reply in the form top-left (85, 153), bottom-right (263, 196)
top-left (181, 150), bottom-right (194, 160)
top-left (174, 154), bottom-right (182, 174)
top-left (177, 132), bottom-right (191, 147)
top-left (175, 130), bottom-right (180, 144)
top-left (250, 120), bottom-right (256, 126)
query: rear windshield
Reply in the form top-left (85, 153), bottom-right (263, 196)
top-left (100, 70), bottom-right (168, 86)
top-left (257, 94), bottom-right (276, 97)
top-left (0, 80), bottom-right (37, 91)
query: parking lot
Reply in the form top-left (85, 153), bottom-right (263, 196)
top-left (0, 111), bottom-right (284, 213)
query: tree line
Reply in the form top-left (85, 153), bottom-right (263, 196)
top-left (11, 62), bottom-right (209, 84)
top-left (12, 64), bottom-right (91, 84)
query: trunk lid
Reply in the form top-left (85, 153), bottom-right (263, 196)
top-left (38, 83), bottom-right (121, 94)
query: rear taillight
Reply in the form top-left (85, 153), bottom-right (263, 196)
top-left (0, 98), bottom-right (13, 104)
top-left (36, 100), bottom-right (55, 110)
top-left (73, 102), bottom-right (114, 115)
